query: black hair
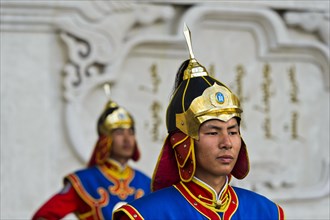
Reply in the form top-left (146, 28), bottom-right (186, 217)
top-left (171, 59), bottom-right (190, 97)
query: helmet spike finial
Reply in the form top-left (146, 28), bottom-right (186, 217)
top-left (102, 83), bottom-right (118, 110)
top-left (103, 83), bottom-right (111, 100)
top-left (183, 23), bottom-right (195, 59)
top-left (182, 23), bottom-right (208, 80)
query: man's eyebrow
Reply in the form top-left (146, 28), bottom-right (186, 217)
top-left (228, 124), bottom-right (239, 130)
top-left (205, 123), bottom-right (238, 130)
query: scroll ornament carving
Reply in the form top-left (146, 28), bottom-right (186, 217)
top-left (57, 3), bottom-right (175, 163)
top-left (57, 3), bottom-right (175, 101)
top-left (284, 11), bottom-right (330, 45)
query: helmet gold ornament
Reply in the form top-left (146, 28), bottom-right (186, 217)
top-left (152, 24), bottom-right (249, 191)
top-left (88, 84), bottom-right (140, 167)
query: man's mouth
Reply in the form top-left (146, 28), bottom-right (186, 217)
top-left (217, 155), bottom-right (234, 163)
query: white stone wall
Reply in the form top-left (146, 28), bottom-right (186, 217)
top-left (1, 1), bottom-right (329, 219)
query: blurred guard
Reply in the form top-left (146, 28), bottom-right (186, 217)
top-left (32, 85), bottom-right (151, 220)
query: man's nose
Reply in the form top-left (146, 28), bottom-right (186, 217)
top-left (123, 131), bottom-right (132, 140)
top-left (219, 134), bottom-right (232, 149)
top-left (123, 132), bottom-right (130, 139)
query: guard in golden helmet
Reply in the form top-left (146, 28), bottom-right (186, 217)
top-left (32, 84), bottom-right (151, 220)
top-left (113, 24), bottom-right (284, 220)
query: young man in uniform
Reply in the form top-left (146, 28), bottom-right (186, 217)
top-left (113, 24), bottom-right (284, 220)
top-left (33, 88), bottom-right (151, 220)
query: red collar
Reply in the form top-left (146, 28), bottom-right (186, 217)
top-left (185, 178), bottom-right (229, 209)
top-left (174, 179), bottom-right (238, 219)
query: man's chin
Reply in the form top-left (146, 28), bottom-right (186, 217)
top-left (120, 152), bottom-right (134, 159)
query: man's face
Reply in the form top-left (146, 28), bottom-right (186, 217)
top-left (194, 118), bottom-right (241, 179)
top-left (110, 128), bottom-right (136, 163)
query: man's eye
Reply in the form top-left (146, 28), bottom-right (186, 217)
top-left (113, 129), bottom-right (124, 135)
top-left (229, 131), bottom-right (238, 135)
top-left (206, 132), bottom-right (218, 135)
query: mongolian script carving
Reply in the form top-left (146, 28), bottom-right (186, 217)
top-left (235, 65), bottom-right (247, 129)
top-left (260, 63), bottom-right (274, 139)
top-left (289, 65), bottom-right (299, 104)
top-left (150, 64), bottom-right (161, 93)
top-left (150, 64), bottom-right (162, 141)
top-left (291, 111), bottom-right (299, 139)
top-left (288, 65), bottom-right (300, 139)
top-left (150, 101), bottom-right (162, 141)
top-left (140, 63), bottom-right (163, 142)
top-left (235, 65), bottom-right (245, 101)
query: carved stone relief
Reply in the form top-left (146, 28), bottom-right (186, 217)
top-left (284, 11), bottom-right (330, 45)
top-left (1, 0), bottom-right (328, 211)
top-left (57, 4), bottom-right (330, 202)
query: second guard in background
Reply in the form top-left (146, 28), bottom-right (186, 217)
top-left (32, 84), bottom-right (151, 220)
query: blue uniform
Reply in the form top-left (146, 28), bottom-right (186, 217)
top-left (114, 178), bottom-right (284, 220)
top-left (66, 159), bottom-right (151, 220)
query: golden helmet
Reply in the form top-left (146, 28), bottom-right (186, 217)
top-left (97, 100), bottom-right (135, 136)
top-left (88, 85), bottom-right (140, 167)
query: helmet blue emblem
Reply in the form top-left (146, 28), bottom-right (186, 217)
top-left (216, 92), bottom-right (225, 104)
